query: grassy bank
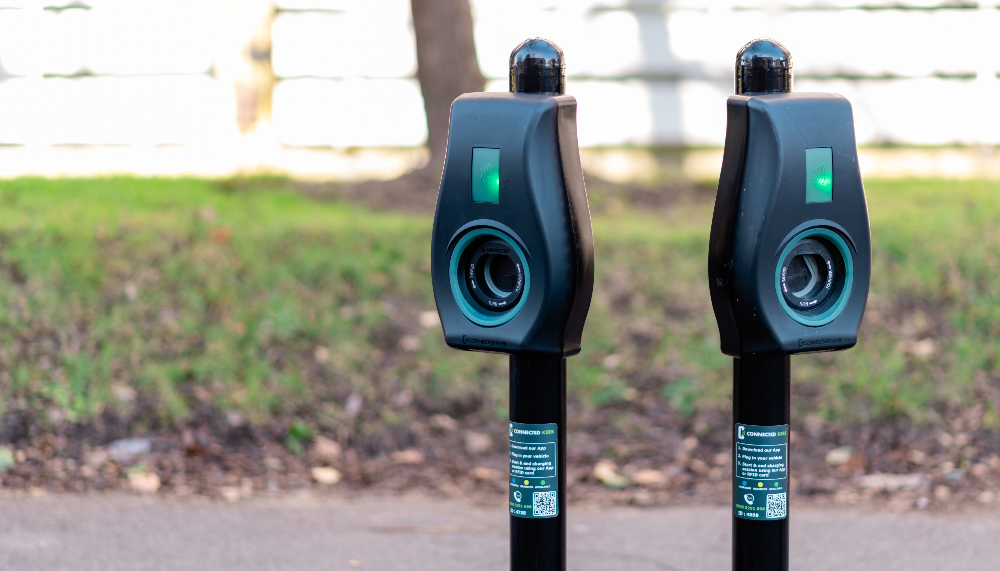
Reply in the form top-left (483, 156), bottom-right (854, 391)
top-left (0, 176), bottom-right (997, 451)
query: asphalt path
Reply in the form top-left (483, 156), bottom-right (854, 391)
top-left (0, 493), bottom-right (997, 570)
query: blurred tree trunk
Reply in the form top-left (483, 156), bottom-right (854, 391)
top-left (324, 1), bottom-right (482, 212)
top-left (410, 0), bottom-right (484, 169)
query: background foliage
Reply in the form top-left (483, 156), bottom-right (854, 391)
top-left (0, 177), bottom-right (998, 451)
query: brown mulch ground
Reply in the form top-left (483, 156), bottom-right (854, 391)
top-left (1, 395), bottom-right (997, 513)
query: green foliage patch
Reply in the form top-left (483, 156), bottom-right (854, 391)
top-left (0, 177), bottom-right (996, 441)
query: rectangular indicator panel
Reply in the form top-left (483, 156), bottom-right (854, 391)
top-left (805, 147), bottom-right (833, 203)
top-left (472, 147), bottom-right (500, 204)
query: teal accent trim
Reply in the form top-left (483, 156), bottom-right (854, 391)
top-left (774, 227), bottom-right (853, 327)
top-left (449, 228), bottom-right (530, 327)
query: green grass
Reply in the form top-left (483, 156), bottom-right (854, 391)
top-left (0, 177), bottom-right (997, 441)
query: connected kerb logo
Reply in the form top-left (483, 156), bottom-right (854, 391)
top-left (462, 335), bottom-right (507, 347)
top-left (798, 338), bottom-right (842, 348)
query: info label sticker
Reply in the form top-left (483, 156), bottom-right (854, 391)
top-left (734, 423), bottom-right (789, 521)
top-left (508, 421), bottom-right (558, 519)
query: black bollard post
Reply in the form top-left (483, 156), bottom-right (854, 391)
top-left (733, 354), bottom-right (790, 570)
top-left (430, 38), bottom-right (594, 571)
top-left (708, 39), bottom-right (872, 571)
top-left (509, 355), bottom-right (566, 570)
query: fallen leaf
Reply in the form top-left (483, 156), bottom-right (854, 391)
top-left (592, 460), bottom-right (628, 488)
top-left (391, 449), bottom-right (425, 465)
top-left (430, 414), bottom-right (458, 432)
top-left (89, 449), bottom-right (112, 468)
top-left (220, 486), bottom-right (241, 503)
top-left (471, 466), bottom-right (500, 481)
top-left (464, 432), bottom-right (492, 456)
top-left (208, 226), bottom-right (232, 244)
top-left (631, 469), bottom-right (666, 486)
top-left (825, 446), bottom-right (854, 466)
top-left (688, 459), bottom-right (710, 475)
top-left (311, 467), bottom-right (342, 485)
top-left (313, 435), bottom-right (342, 463)
top-left (314, 346), bottom-right (330, 363)
top-left (419, 311), bottom-right (440, 328)
top-left (897, 338), bottom-right (937, 359)
top-left (112, 384), bottom-right (137, 403)
top-left (398, 335), bottom-right (421, 352)
top-left (128, 472), bottom-right (161, 494)
top-left (857, 473), bottom-right (923, 491)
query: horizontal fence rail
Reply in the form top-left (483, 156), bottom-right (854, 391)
top-left (0, 0), bottom-right (996, 147)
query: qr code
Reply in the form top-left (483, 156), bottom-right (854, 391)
top-left (533, 491), bottom-right (557, 517)
top-left (766, 493), bottom-right (786, 518)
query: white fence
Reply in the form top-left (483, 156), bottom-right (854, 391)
top-left (272, 0), bottom-right (1000, 147)
top-left (0, 1), bottom-right (997, 151)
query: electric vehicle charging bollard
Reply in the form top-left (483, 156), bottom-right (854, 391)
top-left (708, 40), bottom-right (871, 571)
top-left (430, 38), bottom-right (593, 571)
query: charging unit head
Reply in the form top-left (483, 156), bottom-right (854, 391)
top-left (709, 40), bottom-right (870, 357)
top-left (431, 39), bottom-right (594, 358)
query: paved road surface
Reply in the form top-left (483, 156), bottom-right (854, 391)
top-left (0, 493), bottom-right (997, 570)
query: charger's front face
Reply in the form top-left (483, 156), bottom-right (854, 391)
top-left (709, 92), bottom-right (871, 356)
top-left (431, 92), bottom-right (594, 358)
top-left (448, 227), bottom-right (529, 327)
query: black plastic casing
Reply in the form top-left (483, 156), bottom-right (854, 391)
top-left (431, 92), bottom-right (594, 358)
top-left (708, 93), bottom-right (871, 357)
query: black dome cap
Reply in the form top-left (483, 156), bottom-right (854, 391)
top-left (509, 38), bottom-right (565, 95)
top-left (736, 39), bottom-right (792, 95)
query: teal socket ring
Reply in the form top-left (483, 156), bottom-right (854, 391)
top-left (449, 228), bottom-right (530, 327)
top-left (774, 227), bottom-right (853, 327)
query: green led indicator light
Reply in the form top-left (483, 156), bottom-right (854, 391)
top-left (472, 147), bottom-right (500, 204)
top-left (805, 147), bottom-right (833, 204)
top-left (813, 168), bottom-right (832, 192)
